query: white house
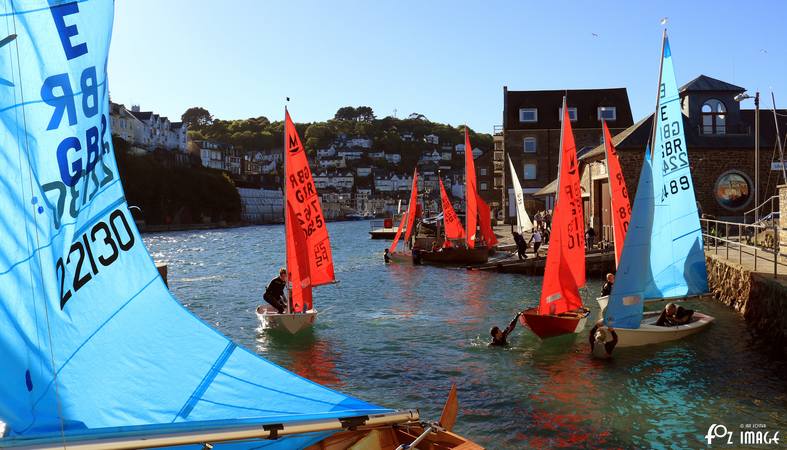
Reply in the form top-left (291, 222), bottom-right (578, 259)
top-left (356, 167), bottom-right (372, 177)
top-left (337, 149), bottom-right (363, 160)
top-left (346, 137), bottom-right (372, 148)
top-left (368, 149), bottom-right (385, 159)
top-left (317, 145), bottom-right (337, 158)
top-left (313, 171), bottom-right (354, 190)
top-left (441, 150), bottom-right (453, 161)
top-left (374, 173), bottom-right (395, 192)
top-left (400, 131), bottom-right (414, 142)
top-left (319, 157), bottom-right (346, 169)
top-left (195, 140), bottom-right (227, 170)
top-left (419, 149), bottom-right (441, 163)
top-left (425, 134), bottom-right (439, 144)
top-left (385, 153), bottom-right (401, 164)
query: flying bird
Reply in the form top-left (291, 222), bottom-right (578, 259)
top-left (591, 32), bottom-right (599, 38)
top-left (760, 49), bottom-right (768, 54)
top-left (660, 17), bottom-right (668, 25)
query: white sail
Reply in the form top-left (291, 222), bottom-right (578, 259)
top-left (508, 155), bottom-right (534, 233)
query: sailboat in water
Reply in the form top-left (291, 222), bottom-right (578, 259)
top-left (256, 110), bottom-right (331, 334)
top-left (602, 30), bottom-right (714, 348)
top-left (520, 99), bottom-right (591, 339)
top-left (508, 155), bottom-right (534, 235)
top-left (420, 129), bottom-right (493, 265)
top-left (386, 168), bottom-right (419, 263)
top-left (0, 3), bottom-right (480, 448)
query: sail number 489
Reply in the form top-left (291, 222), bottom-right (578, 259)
top-left (56, 208), bottom-right (135, 310)
top-left (661, 175), bottom-right (690, 200)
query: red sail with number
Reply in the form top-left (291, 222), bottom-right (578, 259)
top-left (285, 110), bottom-right (335, 311)
top-left (439, 178), bottom-right (466, 242)
top-left (464, 128), bottom-right (478, 249)
top-left (603, 121), bottom-right (631, 266)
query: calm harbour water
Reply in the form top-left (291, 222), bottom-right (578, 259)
top-left (143, 221), bottom-right (786, 449)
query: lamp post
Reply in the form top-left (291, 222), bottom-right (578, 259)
top-left (735, 91), bottom-right (760, 222)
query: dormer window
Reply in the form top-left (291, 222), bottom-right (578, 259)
top-left (559, 107), bottom-right (578, 121)
top-left (519, 108), bottom-right (538, 123)
top-left (702, 99), bottom-right (726, 135)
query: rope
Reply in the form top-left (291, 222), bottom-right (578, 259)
top-left (9, 2), bottom-right (67, 447)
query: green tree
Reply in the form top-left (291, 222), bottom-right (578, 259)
top-left (334, 106), bottom-right (358, 121)
top-left (181, 107), bottom-right (213, 129)
top-left (356, 106), bottom-right (375, 122)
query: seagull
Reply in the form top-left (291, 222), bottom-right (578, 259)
top-left (591, 32), bottom-right (599, 38)
top-left (760, 49), bottom-right (768, 54)
top-left (660, 17), bottom-right (668, 25)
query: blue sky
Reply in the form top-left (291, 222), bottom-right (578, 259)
top-left (108, 1), bottom-right (787, 133)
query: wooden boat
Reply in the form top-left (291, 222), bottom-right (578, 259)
top-left (520, 98), bottom-right (589, 339)
top-left (384, 169), bottom-right (420, 264)
top-left (419, 246), bottom-right (489, 265)
top-left (600, 31), bottom-right (713, 349)
top-left (387, 251), bottom-right (413, 264)
top-left (256, 305), bottom-right (317, 334)
top-left (613, 311), bottom-right (714, 347)
top-left (258, 110), bottom-right (336, 335)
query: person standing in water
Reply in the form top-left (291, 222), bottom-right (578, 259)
top-left (383, 248), bottom-right (391, 263)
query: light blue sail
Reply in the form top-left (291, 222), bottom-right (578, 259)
top-left (0, 2), bottom-right (387, 448)
top-left (604, 34), bottom-right (708, 329)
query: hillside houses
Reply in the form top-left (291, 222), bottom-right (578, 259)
top-left (109, 102), bottom-right (188, 153)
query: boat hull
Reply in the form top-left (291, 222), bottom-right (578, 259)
top-left (256, 307), bottom-right (316, 334)
top-left (388, 251), bottom-right (413, 263)
top-left (520, 307), bottom-right (589, 339)
top-left (369, 228), bottom-right (401, 239)
top-left (597, 293), bottom-right (715, 318)
top-left (305, 422), bottom-right (483, 450)
top-left (419, 247), bottom-right (489, 265)
top-left (613, 311), bottom-right (714, 348)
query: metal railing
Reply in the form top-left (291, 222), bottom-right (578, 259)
top-left (700, 218), bottom-right (786, 277)
top-left (743, 195), bottom-right (779, 224)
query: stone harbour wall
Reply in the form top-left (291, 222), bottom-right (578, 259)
top-left (705, 254), bottom-right (787, 355)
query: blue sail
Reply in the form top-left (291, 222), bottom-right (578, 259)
top-left (0, 2), bottom-right (387, 448)
top-left (646, 36), bottom-right (709, 299)
top-left (604, 146), bottom-right (655, 329)
top-left (605, 33), bottom-right (709, 329)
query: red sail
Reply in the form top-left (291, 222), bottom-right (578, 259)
top-left (603, 121), bottom-right (631, 267)
top-left (285, 110), bottom-right (335, 292)
top-left (403, 168), bottom-right (419, 244)
top-left (464, 128), bottom-right (478, 248)
top-left (538, 103), bottom-right (585, 315)
top-left (476, 194), bottom-right (498, 247)
top-left (286, 203), bottom-right (313, 312)
top-left (439, 178), bottom-right (466, 241)
top-left (388, 213), bottom-right (407, 253)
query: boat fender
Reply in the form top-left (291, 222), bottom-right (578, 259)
top-left (340, 415), bottom-right (369, 430)
top-left (263, 423), bottom-right (284, 439)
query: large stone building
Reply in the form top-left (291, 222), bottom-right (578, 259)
top-left (580, 75), bottom-right (787, 241)
top-left (109, 102), bottom-right (188, 153)
top-left (499, 86), bottom-right (634, 217)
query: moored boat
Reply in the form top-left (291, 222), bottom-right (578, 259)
top-left (612, 311), bottom-right (714, 347)
top-left (420, 246), bottom-right (490, 265)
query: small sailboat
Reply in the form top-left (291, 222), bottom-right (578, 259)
top-left (602, 30), bottom-right (714, 348)
top-left (387, 168), bottom-right (419, 263)
top-left (520, 99), bottom-right (590, 339)
top-left (595, 120), bottom-right (632, 314)
top-left (0, 4), bottom-right (481, 448)
top-left (421, 129), bottom-right (493, 265)
top-left (257, 109), bottom-right (333, 334)
top-left (508, 154), bottom-right (534, 235)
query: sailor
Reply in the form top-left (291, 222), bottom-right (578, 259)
top-left (489, 311), bottom-right (523, 347)
top-left (511, 224), bottom-right (528, 260)
top-left (589, 320), bottom-right (618, 358)
top-left (384, 248), bottom-right (391, 263)
top-left (655, 303), bottom-right (694, 326)
top-left (529, 228), bottom-right (543, 258)
top-left (601, 273), bottom-right (615, 296)
top-left (262, 268), bottom-right (288, 314)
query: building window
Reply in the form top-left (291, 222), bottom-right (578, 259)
top-left (480, 182), bottom-right (488, 190)
top-left (702, 99), bottom-right (726, 135)
top-left (559, 107), bottom-right (578, 121)
top-left (598, 106), bottom-right (617, 122)
top-left (523, 162), bottom-right (537, 180)
top-left (715, 171), bottom-right (751, 210)
top-left (519, 108), bottom-right (538, 123)
top-left (480, 168), bottom-right (487, 176)
top-left (523, 137), bottom-right (537, 153)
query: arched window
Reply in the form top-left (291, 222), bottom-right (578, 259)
top-left (702, 99), bottom-right (726, 135)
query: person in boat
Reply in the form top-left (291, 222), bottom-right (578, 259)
top-left (489, 311), bottom-right (523, 347)
top-left (529, 228), bottom-right (543, 258)
top-left (261, 268), bottom-right (288, 314)
top-left (655, 303), bottom-right (695, 326)
top-left (586, 224), bottom-right (596, 250)
top-left (601, 273), bottom-right (614, 296)
top-left (510, 224), bottom-right (528, 260)
top-left (589, 320), bottom-right (618, 357)
top-left (431, 241), bottom-right (440, 252)
top-left (384, 248), bottom-right (391, 263)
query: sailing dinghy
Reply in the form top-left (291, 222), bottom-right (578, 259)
top-left (602, 31), bottom-right (713, 348)
top-left (386, 168), bottom-right (419, 263)
top-left (508, 154), bottom-right (534, 235)
top-left (520, 99), bottom-right (590, 339)
top-left (421, 129), bottom-right (493, 266)
top-left (257, 110), bottom-right (331, 334)
top-left (0, 3), bottom-right (481, 448)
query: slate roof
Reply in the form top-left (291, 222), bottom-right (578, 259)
top-left (680, 75), bottom-right (745, 93)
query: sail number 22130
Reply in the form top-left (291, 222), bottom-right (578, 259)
top-left (56, 208), bottom-right (135, 310)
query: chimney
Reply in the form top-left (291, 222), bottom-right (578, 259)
top-left (131, 104), bottom-right (140, 112)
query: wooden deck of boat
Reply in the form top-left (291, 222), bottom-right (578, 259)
top-left (468, 249), bottom-right (615, 277)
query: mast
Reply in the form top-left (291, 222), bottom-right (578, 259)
top-left (649, 29), bottom-right (668, 152)
top-left (555, 96), bottom-right (567, 208)
top-left (283, 105), bottom-right (290, 314)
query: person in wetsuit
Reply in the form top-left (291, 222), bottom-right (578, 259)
top-left (489, 311), bottom-right (523, 346)
top-left (589, 320), bottom-right (618, 358)
top-left (655, 302), bottom-right (694, 326)
top-left (511, 224), bottom-right (528, 260)
top-left (384, 248), bottom-right (391, 263)
top-left (262, 268), bottom-right (288, 314)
